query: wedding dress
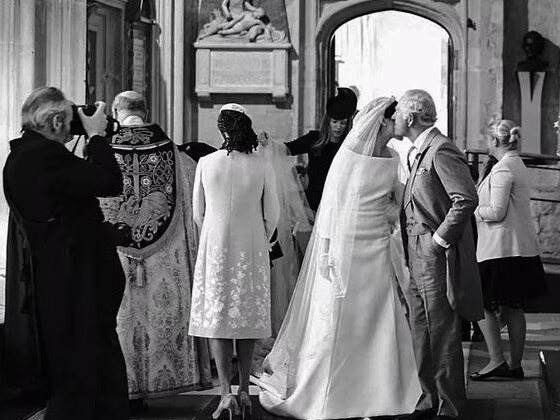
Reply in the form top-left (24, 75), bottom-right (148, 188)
top-left (255, 97), bottom-right (421, 419)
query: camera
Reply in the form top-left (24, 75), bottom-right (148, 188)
top-left (70, 104), bottom-right (120, 137)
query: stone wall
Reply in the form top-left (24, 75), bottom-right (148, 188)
top-left (530, 163), bottom-right (560, 260)
top-left (532, 198), bottom-right (560, 260)
top-left (467, 0), bottom-right (504, 149)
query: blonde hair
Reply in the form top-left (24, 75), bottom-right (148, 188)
top-left (488, 119), bottom-right (520, 150)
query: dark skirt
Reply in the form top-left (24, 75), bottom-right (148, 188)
top-left (478, 255), bottom-right (547, 311)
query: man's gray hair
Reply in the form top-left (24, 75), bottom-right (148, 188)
top-left (21, 86), bottom-right (69, 132)
top-left (112, 91), bottom-right (147, 119)
top-left (400, 89), bottom-right (438, 127)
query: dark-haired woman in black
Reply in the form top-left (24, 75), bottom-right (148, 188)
top-left (188, 103), bottom-right (280, 419)
top-left (285, 87), bottom-right (357, 212)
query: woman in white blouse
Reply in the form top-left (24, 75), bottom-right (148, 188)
top-left (470, 119), bottom-right (547, 381)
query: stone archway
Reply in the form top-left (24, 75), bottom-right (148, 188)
top-left (305, 0), bottom-right (467, 147)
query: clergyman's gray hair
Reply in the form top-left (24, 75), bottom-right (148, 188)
top-left (112, 91), bottom-right (147, 119)
top-left (399, 89), bottom-right (438, 127)
top-left (21, 86), bottom-right (69, 132)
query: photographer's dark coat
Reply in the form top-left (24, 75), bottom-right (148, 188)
top-left (2, 130), bottom-right (128, 420)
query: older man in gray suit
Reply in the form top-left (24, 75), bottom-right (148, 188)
top-left (395, 90), bottom-right (483, 420)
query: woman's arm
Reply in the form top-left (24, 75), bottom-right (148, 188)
top-left (262, 163), bottom-right (280, 241)
top-left (50, 136), bottom-right (123, 198)
top-left (475, 165), bottom-right (513, 222)
top-left (244, 1), bottom-right (257, 11)
top-left (318, 237), bottom-right (332, 280)
top-left (284, 131), bottom-right (319, 156)
top-left (221, 0), bottom-right (231, 19)
top-left (192, 162), bottom-right (206, 229)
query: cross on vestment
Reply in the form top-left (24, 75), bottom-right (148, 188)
top-left (128, 153), bottom-right (145, 198)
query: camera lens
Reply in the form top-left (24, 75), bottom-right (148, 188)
top-left (70, 105), bottom-right (87, 136)
top-left (70, 104), bottom-right (121, 138)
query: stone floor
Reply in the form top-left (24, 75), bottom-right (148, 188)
top-left (17, 314), bottom-right (560, 420)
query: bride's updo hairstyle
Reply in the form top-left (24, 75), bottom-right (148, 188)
top-left (488, 119), bottom-right (521, 151)
top-left (383, 100), bottom-right (398, 119)
top-left (217, 103), bottom-right (259, 155)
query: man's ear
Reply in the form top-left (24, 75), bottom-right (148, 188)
top-left (51, 113), bottom-right (65, 132)
top-left (406, 113), bottom-right (414, 128)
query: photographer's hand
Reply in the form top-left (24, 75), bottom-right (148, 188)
top-left (77, 101), bottom-right (108, 138)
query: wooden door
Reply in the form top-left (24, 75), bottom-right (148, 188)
top-left (86, 0), bottom-right (126, 106)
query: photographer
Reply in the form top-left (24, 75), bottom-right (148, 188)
top-left (2, 87), bottom-right (128, 420)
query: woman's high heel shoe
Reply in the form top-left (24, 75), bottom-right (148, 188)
top-left (238, 390), bottom-right (253, 420)
top-left (212, 394), bottom-right (240, 420)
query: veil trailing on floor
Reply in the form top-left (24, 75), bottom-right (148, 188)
top-left (259, 97), bottom-right (405, 399)
top-left (257, 137), bottom-right (314, 339)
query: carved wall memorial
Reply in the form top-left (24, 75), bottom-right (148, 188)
top-left (195, 0), bottom-right (291, 102)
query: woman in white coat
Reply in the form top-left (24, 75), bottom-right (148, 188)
top-left (189, 104), bottom-right (280, 419)
top-left (470, 119), bottom-right (547, 381)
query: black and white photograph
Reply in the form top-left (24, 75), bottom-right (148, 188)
top-left (1, 1), bottom-right (560, 419)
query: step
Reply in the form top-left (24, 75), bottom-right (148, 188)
top-left (540, 350), bottom-right (560, 420)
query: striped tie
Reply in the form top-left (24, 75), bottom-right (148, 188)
top-left (407, 145), bottom-right (418, 171)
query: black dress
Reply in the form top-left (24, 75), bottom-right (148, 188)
top-left (285, 131), bottom-right (342, 211)
top-left (478, 256), bottom-right (547, 311)
top-left (3, 130), bottom-right (129, 420)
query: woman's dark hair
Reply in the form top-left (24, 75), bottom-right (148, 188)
top-left (384, 101), bottom-right (398, 119)
top-left (217, 110), bottom-right (259, 155)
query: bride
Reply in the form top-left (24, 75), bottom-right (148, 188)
top-left (255, 97), bottom-right (421, 419)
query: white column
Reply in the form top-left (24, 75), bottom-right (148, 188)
top-left (0, 0), bottom-right (36, 268)
top-left (43, 0), bottom-right (87, 103)
top-left (153, 0), bottom-right (185, 142)
top-left (172, 0), bottom-right (184, 143)
top-left (302, 0), bottom-right (319, 132)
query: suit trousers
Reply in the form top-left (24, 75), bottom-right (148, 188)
top-left (406, 232), bottom-right (465, 418)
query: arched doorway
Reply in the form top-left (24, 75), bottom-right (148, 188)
top-left (310, 0), bottom-right (466, 147)
top-left (333, 11), bottom-right (451, 136)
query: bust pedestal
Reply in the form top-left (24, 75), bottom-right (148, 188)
top-left (517, 71), bottom-right (546, 154)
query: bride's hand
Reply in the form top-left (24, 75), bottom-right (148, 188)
top-left (258, 131), bottom-right (270, 146)
top-left (263, 358), bottom-right (274, 375)
top-left (319, 253), bottom-right (332, 281)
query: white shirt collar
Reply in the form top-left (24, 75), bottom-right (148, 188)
top-left (411, 125), bottom-right (436, 151)
top-left (503, 150), bottom-right (519, 159)
top-left (121, 115), bottom-right (146, 126)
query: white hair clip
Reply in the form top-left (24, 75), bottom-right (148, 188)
top-left (220, 103), bottom-right (248, 115)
